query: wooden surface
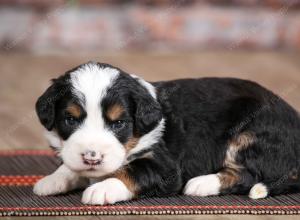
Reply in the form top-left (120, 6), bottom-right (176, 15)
top-left (0, 51), bottom-right (300, 219)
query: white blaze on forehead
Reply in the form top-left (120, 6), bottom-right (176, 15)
top-left (70, 64), bottom-right (119, 128)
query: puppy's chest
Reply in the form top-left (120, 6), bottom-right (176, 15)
top-left (89, 177), bottom-right (106, 185)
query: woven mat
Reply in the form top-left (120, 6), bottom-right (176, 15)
top-left (1, 150), bottom-right (300, 216)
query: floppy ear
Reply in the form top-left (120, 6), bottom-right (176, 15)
top-left (133, 90), bottom-right (163, 135)
top-left (35, 81), bottom-right (63, 131)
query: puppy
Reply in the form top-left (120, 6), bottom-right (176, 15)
top-left (34, 62), bottom-right (300, 204)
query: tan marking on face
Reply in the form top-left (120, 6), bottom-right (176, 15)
top-left (124, 137), bottom-right (140, 151)
top-left (107, 104), bottom-right (125, 121)
top-left (218, 168), bottom-right (240, 189)
top-left (113, 168), bottom-right (137, 196)
top-left (66, 104), bottom-right (82, 118)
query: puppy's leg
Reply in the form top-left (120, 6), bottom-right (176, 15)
top-left (183, 168), bottom-right (242, 197)
top-left (34, 164), bottom-right (88, 196)
top-left (82, 178), bottom-right (134, 205)
top-left (82, 155), bottom-right (181, 205)
top-left (184, 132), bottom-right (257, 197)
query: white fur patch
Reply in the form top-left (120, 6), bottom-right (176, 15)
top-left (33, 165), bottom-right (87, 196)
top-left (44, 130), bottom-right (62, 149)
top-left (249, 183), bottom-right (268, 199)
top-left (183, 174), bottom-right (221, 197)
top-left (130, 74), bottom-right (157, 99)
top-left (61, 129), bottom-right (126, 177)
top-left (126, 118), bottom-right (165, 158)
top-left (81, 178), bottom-right (133, 205)
top-left (70, 63), bottom-right (119, 123)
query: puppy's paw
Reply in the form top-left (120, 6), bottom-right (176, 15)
top-left (249, 183), bottom-right (268, 199)
top-left (81, 178), bottom-right (133, 205)
top-left (183, 174), bottom-right (221, 197)
top-left (33, 174), bottom-right (73, 196)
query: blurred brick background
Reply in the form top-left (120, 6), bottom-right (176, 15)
top-left (1, 0), bottom-right (300, 150)
top-left (1, 0), bottom-right (300, 53)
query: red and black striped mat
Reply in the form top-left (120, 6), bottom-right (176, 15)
top-left (0, 150), bottom-right (300, 216)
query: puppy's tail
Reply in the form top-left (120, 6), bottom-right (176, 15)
top-left (249, 169), bottom-right (300, 199)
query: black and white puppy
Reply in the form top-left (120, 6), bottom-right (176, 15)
top-left (34, 62), bottom-right (300, 204)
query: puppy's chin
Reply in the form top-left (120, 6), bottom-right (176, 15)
top-left (62, 162), bottom-right (124, 178)
top-left (77, 169), bottom-right (112, 178)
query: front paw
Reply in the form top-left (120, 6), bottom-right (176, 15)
top-left (81, 178), bottom-right (133, 205)
top-left (33, 174), bottom-right (72, 196)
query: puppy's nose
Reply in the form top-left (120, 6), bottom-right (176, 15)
top-left (81, 150), bottom-right (103, 166)
top-left (87, 150), bottom-right (96, 157)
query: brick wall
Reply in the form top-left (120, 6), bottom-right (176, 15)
top-left (0, 0), bottom-right (300, 53)
top-left (1, 0), bottom-right (299, 8)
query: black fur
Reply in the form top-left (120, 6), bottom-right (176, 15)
top-left (36, 74), bottom-right (72, 131)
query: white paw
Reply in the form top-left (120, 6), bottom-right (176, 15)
top-left (81, 178), bottom-right (133, 205)
top-left (33, 174), bottom-right (73, 196)
top-left (183, 174), bottom-right (221, 197)
top-left (249, 183), bottom-right (268, 199)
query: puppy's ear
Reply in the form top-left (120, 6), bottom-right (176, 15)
top-left (35, 80), bottom-right (67, 131)
top-left (132, 89), bottom-right (162, 135)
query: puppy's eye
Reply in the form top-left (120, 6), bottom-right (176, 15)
top-left (65, 116), bottom-right (78, 127)
top-left (110, 120), bottom-right (126, 130)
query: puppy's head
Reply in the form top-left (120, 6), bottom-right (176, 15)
top-left (36, 62), bottom-right (163, 177)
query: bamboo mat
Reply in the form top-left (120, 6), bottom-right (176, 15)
top-left (0, 150), bottom-right (300, 216)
